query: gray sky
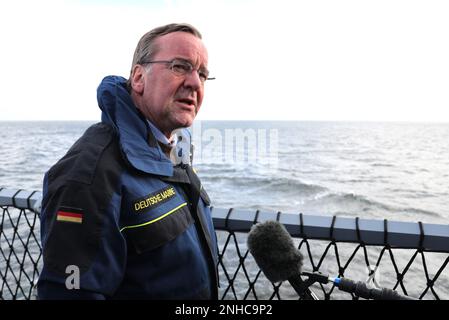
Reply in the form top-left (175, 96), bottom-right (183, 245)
top-left (1, 0), bottom-right (448, 121)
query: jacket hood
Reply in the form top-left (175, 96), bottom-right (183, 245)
top-left (97, 75), bottom-right (173, 177)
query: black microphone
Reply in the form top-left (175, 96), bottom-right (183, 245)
top-left (333, 277), bottom-right (417, 300)
top-left (247, 220), bottom-right (417, 300)
top-left (247, 220), bottom-right (317, 299)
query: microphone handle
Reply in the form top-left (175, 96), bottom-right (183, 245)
top-left (336, 278), bottom-right (417, 300)
top-left (288, 274), bottom-right (319, 300)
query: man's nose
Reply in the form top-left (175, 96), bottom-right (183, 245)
top-left (183, 70), bottom-right (202, 91)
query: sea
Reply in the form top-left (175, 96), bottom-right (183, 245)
top-left (2, 120), bottom-right (448, 223)
top-left (1, 120), bottom-right (449, 299)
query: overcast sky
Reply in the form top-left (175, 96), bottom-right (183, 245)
top-left (1, 0), bottom-right (448, 122)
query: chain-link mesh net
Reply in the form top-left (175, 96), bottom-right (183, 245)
top-left (216, 230), bottom-right (449, 300)
top-left (0, 205), bottom-right (42, 300)
top-left (1, 201), bottom-right (449, 300)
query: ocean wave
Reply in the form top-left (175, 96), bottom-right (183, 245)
top-left (371, 163), bottom-right (395, 168)
top-left (396, 207), bottom-right (442, 218)
top-left (202, 174), bottom-right (328, 197)
top-left (302, 191), bottom-right (442, 219)
top-left (384, 188), bottom-right (437, 199)
top-left (310, 191), bottom-right (391, 210)
top-left (203, 171), bottom-right (444, 221)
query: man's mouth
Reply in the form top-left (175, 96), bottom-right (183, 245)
top-left (176, 98), bottom-right (196, 109)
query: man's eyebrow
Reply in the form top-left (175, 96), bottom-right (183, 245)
top-left (174, 57), bottom-right (208, 70)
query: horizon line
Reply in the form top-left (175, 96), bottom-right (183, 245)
top-left (1, 119), bottom-right (449, 124)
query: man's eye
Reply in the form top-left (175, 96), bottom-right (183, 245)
top-left (198, 72), bottom-right (208, 82)
top-left (172, 62), bottom-right (190, 73)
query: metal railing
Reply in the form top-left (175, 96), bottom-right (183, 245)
top-left (1, 188), bottom-right (449, 300)
top-left (0, 189), bottom-right (42, 300)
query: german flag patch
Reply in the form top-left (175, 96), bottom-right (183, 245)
top-left (56, 207), bottom-right (84, 224)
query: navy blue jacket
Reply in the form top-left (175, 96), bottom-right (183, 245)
top-left (37, 76), bottom-right (218, 299)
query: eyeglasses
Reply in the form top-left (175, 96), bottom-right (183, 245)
top-left (140, 58), bottom-right (215, 83)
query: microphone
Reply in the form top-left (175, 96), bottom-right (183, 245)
top-left (247, 220), bottom-right (417, 300)
top-left (247, 220), bottom-right (317, 299)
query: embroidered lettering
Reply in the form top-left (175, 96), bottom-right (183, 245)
top-left (132, 187), bottom-right (177, 214)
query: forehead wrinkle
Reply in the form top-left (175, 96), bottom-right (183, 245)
top-left (154, 33), bottom-right (208, 68)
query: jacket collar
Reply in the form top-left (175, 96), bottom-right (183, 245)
top-left (97, 75), bottom-right (173, 177)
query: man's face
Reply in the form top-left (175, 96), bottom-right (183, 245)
top-left (134, 32), bottom-right (209, 137)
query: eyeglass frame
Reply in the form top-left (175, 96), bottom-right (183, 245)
top-left (139, 58), bottom-right (216, 82)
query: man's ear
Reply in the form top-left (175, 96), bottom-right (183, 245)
top-left (131, 65), bottom-right (146, 94)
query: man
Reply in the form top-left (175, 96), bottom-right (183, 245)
top-left (37, 23), bottom-right (218, 299)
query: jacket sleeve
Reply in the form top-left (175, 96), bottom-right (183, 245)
top-left (37, 173), bottom-right (125, 299)
top-left (37, 124), bottom-right (126, 299)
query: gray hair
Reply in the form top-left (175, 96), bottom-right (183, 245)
top-left (127, 23), bottom-right (202, 89)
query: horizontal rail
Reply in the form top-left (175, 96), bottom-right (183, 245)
top-left (212, 208), bottom-right (449, 252)
top-left (0, 188), bottom-right (42, 213)
top-left (2, 188), bottom-right (449, 253)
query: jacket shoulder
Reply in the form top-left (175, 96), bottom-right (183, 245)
top-left (47, 123), bottom-right (122, 186)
